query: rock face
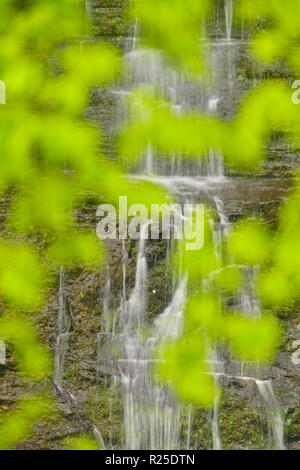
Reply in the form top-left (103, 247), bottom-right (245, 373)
top-left (0, 0), bottom-right (299, 450)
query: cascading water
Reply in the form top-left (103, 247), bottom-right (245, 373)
top-left (95, 2), bottom-right (286, 450)
top-left (115, 38), bottom-right (229, 446)
top-left (102, 267), bottom-right (111, 333)
top-left (212, 388), bottom-right (222, 450)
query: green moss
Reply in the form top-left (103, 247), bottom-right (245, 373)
top-left (96, 1), bottom-right (126, 7)
top-left (82, 381), bottom-right (123, 449)
top-left (91, 7), bottom-right (129, 38)
top-left (285, 406), bottom-right (300, 444)
top-left (189, 407), bottom-right (212, 449)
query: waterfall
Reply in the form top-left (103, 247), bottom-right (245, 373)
top-left (116, 23), bottom-right (226, 449)
top-left (98, 4), bottom-right (286, 450)
top-left (54, 267), bottom-right (71, 388)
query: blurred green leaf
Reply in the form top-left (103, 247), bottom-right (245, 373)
top-left (225, 314), bottom-right (280, 362)
top-left (159, 336), bottom-right (218, 406)
top-left (130, 0), bottom-right (211, 75)
top-left (0, 395), bottom-right (53, 450)
top-left (49, 231), bottom-right (105, 267)
top-left (0, 317), bottom-right (52, 378)
top-left (0, 242), bottom-right (44, 307)
top-left (66, 435), bottom-right (100, 451)
top-left (229, 220), bottom-right (272, 266)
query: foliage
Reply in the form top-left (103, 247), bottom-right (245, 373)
top-left (0, 395), bottom-right (53, 450)
top-left (0, 0), bottom-right (300, 448)
top-left (237, 0), bottom-right (300, 68)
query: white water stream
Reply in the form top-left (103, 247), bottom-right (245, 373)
top-left (54, 267), bottom-right (71, 388)
top-left (225, 0), bottom-right (234, 41)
